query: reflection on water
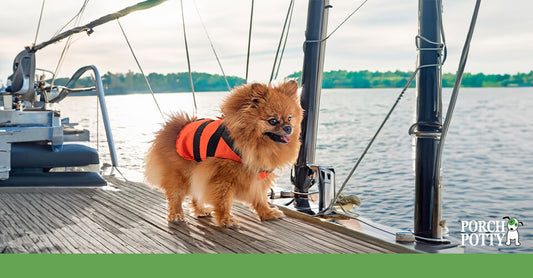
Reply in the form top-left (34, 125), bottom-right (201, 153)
top-left (60, 87), bottom-right (533, 253)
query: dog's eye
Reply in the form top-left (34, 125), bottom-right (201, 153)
top-left (288, 115), bottom-right (292, 122)
top-left (268, 118), bottom-right (279, 126)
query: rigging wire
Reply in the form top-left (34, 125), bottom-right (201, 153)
top-left (52, 0), bottom-right (90, 38)
top-left (245, 0), bottom-right (254, 83)
top-left (192, 0), bottom-right (231, 92)
top-left (323, 0), bottom-right (480, 216)
top-left (435, 0), bottom-right (481, 180)
top-left (33, 0), bottom-right (46, 47)
top-left (180, 0), bottom-right (198, 115)
top-left (321, 67), bottom-right (419, 215)
top-left (305, 0), bottom-right (369, 45)
top-left (31, 0), bottom-right (167, 53)
top-left (50, 0), bottom-right (89, 88)
top-left (116, 18), bottom-right (165, 119)
top-left (273, 0), bottom-right (295, 81)
top-left (269, 0), bottom-right (295, 84)
top-left (323, 19), bottom-right (446, 215)
top-left (326, 0), bottom-right (368, 41)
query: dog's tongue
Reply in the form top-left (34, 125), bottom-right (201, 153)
top-left (282, 135), bottom-right (291, 143)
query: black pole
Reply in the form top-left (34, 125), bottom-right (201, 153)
top-left (414, 0), bottom-right (443, 240)
top-left (292, 0), bottom-right (329, 212)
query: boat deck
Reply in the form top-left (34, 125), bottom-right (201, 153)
top-left (0, 176), bottom-right (414, 253)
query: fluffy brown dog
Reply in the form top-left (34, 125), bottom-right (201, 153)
top-left (144, 81), bottom-right (303, 227)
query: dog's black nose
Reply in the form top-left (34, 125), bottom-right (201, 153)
top-left (283, 125), bottom-right (292, 135)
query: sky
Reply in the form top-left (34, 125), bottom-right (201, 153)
top-left (1, 0), bottom-right (532, 85)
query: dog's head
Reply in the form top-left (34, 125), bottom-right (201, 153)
top-left (503, 216), bottom-right (523, 231)
top-left (220, 80), bottom-right (303, 169)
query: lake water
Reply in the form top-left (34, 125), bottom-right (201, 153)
top-left (60, 87), bottom-right (533, 253)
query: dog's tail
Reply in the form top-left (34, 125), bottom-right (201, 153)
top-left (144, 112), bottom-right (196, 187)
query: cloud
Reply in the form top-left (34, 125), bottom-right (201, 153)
top-left (1, 0), bottom-right (532, 85)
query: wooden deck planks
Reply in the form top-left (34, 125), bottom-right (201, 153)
top-left (0, 175), bottom-right (405, 254)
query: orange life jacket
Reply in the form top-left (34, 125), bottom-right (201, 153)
top-left (176, 119), bottom-right (270, 180)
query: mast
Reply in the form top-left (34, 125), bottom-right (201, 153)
top-left (413, 0), bottom-right (444, 241)
top-left (292, 0), bottom-right (329, 212)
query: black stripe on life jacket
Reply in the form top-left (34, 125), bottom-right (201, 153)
top-left (206, 123), bottom-right (243, 159)
top-left (220, 126), bottom-right (242, 158)
top-left (206, 123), bottom-right (225, 157)
top-left (193, 120), bottom-right (214, 162)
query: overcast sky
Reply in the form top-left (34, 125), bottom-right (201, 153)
top-left (1, 0), bottom-right (532, 85)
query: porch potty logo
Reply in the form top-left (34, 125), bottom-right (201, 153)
top-left (461, 216), bottom-right (524, 247)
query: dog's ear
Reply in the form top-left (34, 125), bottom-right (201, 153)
top-left (250, 83), bottom-right (269, 103)
top-left (503, 216), bottom-right (510, 220)
top-left (519, 221), bottom-right (524, 226)
top-left (250, 83), bottom-right (269, 107)
top-left (278, 80), bottom-right (298, 98)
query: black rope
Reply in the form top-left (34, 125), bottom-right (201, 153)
top-left (245, 0), bottom-right (254, 84)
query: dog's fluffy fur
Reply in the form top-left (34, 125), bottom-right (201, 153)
top-left (144, 81), bottom-right (303, 227)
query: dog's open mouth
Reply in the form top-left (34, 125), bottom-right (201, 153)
top-left (265, 132), bottom-right (291, 144)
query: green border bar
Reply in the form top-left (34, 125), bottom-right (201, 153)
top-left (2, 254), bottom-right (532, 277)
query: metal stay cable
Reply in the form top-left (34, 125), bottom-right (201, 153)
top-left (180, 0), bottom-right (198, 115)
top-left (323, 0), bottom-right (462, 215)
top-left (51, 0), bottom-right (89, 88)
top-left (321, 68), bottom-right (420, 215)
top-left (269, 0), bottom-right (295, 84)
top-left (326, 0), bottom-right (368, 41)
top-left (273, 0), bottom-right (295, 81)
top-left (52, 0), bottom-right (90, 38)
top-left (192, 0), bottom-right (231, 92)
top-left (305, 0), bottom-right (369, 45)
top-left (33, 0), bottom-right (46, 47)
top-left (245, 0), bottom-right (254, 83)
top-left (117, 18), bottom-right (165, 119)
top-left (435, 0), bottom-right (481, 175)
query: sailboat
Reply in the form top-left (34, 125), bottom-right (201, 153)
top-left (0, 0), bottom-right (480, 253)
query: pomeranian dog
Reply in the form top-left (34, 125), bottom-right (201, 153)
top-left (144, 80), bottom-right (303, 227)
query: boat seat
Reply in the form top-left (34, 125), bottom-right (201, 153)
top-left (10, 142), bottom-right (99, 168)
top-left (0, 172), bottom-right (106, 187)
top-left (0, 143), bottom-right (106, 187)
top-left (6, 49), bottom-right (36, 101)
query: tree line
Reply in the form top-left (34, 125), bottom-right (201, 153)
top-left (288, 70), bottom-right (533, 88)
top-left (53, 71), bottom-right (245, 94)
top-left (54, 69), bottom-right (533, 93)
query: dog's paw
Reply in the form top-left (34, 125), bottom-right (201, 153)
top-left (192, 210), bottom-right (213, 218)
top-left (259, 208), bottom-right (285, 221)
top-left (191, 207), bottom-right (213, 218)
top-left (167, 213), bottom-right (185, 222)
top-left (218, 216), bottom-right (240, 229)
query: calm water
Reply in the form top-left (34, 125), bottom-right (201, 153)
top-left (60, 87), bottom-right (533, 253)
